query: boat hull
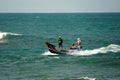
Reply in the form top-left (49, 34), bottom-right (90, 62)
top-left (46, 42), bottom-right (70, 54)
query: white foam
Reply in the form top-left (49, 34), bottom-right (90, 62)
top-left (0, 40), bottom-right (8, 43)
top-left (69, 44), bottom-right (120, 56)
top-left (53, 56), bottom-right (60, 59)
top-left (78, 77), bottom-right (96, 80)
top-left (0, 31), bottom-right (21, 39)
top-left (42, 51), bottom-right (58, 56)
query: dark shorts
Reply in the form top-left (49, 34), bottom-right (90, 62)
top-left (59, 43), bottom-right (62, 46)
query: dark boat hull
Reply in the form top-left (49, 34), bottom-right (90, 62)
top-left (46, 42), bottom-right (69, 54)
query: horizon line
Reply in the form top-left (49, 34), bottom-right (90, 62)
top-left (0, 11), bottom-right (120, 14)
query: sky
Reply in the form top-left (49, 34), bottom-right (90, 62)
top-left (0, 0), bottom-right (120, 13)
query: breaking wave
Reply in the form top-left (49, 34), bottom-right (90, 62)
top-left (0, 31), bottom-right (22, 39)
top-left (0, 31), bottom-right (22, 43)
top-left (43, 44), bottom-right (120, 56)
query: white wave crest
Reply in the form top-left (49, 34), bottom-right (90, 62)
top-left (0, 31), bottom-right (22, 39)
top-left (69, 44), bottom-right (120, 56)
top-left (78, 77), bottom-right (96, 80)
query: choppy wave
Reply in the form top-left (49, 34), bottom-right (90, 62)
top-left (43, 44), bottom-right (120, 56)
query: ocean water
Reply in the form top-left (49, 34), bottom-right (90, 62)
top-left (0, 13), bottom-right (120, 80)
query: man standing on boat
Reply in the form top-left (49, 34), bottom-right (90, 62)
top-left (58, 36), bottom-right (63, 48)
top-left (77, 38), bottom-right (82, 50)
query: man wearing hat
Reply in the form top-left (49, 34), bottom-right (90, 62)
top-left (77, 38), bottom-right (82, 50)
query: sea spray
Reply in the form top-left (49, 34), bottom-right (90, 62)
top-left (42, 51), bottom-right (58, 56)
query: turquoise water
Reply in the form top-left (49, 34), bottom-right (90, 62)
top-left (0, 13), bottom-right (120, 80)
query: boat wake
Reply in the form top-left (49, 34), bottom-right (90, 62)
top-left (69, 44), bottom-right (120, 56)
top-left (43, 44), bottom-right (120, 56)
